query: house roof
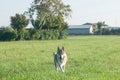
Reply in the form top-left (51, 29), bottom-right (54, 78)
top-left (69, 25), bottom-right (92, 29)
top-left (26, 22), bottom-right (34, 29)
top-left (83, 22), bottom-right (108, 26)
top-left (82, 23), bottom-right (94, 25)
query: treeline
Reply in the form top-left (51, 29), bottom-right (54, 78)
top-left (102, 28), bottom-right (120, 35)
top-left (0, 0), bottom-right (72, 41)
top-left (0, 27), bottom-right (67, 41)
top-left (94, 22), bottom-right (120, 35)
top-left (95, 28), bottom-right (120, 35)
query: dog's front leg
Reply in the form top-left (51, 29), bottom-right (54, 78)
top-left (60, 64), bottom-right (64, 72)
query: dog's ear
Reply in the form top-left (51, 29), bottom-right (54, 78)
top-left (62, 46), bottom-right (64, 51)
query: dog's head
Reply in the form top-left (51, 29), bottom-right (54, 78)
top-left (57, 46), bottom-right (65, 55)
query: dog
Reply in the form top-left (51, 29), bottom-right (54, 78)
top-left (53, 47), bottom-right (67, 72)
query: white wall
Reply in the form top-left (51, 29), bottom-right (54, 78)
top-left (68, 25), bottom-right (94, 35)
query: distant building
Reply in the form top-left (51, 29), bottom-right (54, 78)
top-left (25, 22), bottom-right (34, 29)
top-left (68, 22), bottom-right (109, 35)
top-left (68, 24), bottom-right (94, 35)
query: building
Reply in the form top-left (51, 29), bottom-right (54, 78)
top-left (68, 22), bottom-right (109, 35)
top-left (68, 24), bottom-right (94, 35)
top-left (25, 22), bottom-right (34, 29)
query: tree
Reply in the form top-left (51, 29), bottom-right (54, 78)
top-left (97, 22), bottom-right (104, 35)
top-left (27, 0), bottom-right (72, 30)
top-left (11, 14), bottom-right (29, 40)
top-left (11, 14), bottom-right (29, 32)
top-left (43, 16), bottom-right (69, 30)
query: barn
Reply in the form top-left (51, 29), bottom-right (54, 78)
top-left (68, 24), bottom-right (94, 35)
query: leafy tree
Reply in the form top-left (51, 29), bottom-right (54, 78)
top-left (11, 14), bottom-right (29, 39)
top-left (27, 0), bottom-right (72, 30)
top-left (11, 14), bottom-right (29, 32)
top-left (97, 22), bottom-right (104, 35)
top-left (43, 16), bottom-right (69, 30)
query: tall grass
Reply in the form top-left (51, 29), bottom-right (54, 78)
top-left (0, 36), bottom-right (120, 80)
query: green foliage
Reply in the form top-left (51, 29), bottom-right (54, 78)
top-left (0, 27), bottom-right (68, 41)
top-left (0, 27), bottom-right (17, 41)
top-left (27, 0), bottom-right (72, 30)
top-left (0, 0), bottom-right (71, 41)
top-left (43, 17), bottom-right (69, 30)
top-left (22, 29), bottom-right (31, 40)
top-left (11, 14), bottom-right (29, 31)
top-left (31, 30), bottom-right (68, 40)
top-left (102, 28), bottom-right (120, 35)
top-left (29, 29), bottom-right (37, 39)
top-left (110, 29), bottom-right (120, 35)
top-left (11, 14), bottom-right (29, 40)
top-left (31, 19), bottom-right (41, 30)
top-left (97, 22), bottom-right (106, 35)
top-left (94, 28), bottom-right (120, 35)
top-left (59, 30), bottom-right (68, 39)
top-left (0, 36), bottom-right (120, 80)
top-left (32, 31), bottom-right (41, 40)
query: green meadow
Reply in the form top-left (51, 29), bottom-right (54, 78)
top-left (0, 36), bottom-right (120, 80)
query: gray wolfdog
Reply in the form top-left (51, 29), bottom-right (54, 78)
top-left (53, 47), bottom-right (67, 72)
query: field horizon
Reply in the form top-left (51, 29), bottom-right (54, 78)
top-left (0, 36), bottom-right (120, 80)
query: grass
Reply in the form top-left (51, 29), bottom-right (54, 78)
top-left (0, 36), bottom-right (120, 80)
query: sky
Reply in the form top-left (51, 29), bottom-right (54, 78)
top-left (0, 0), bottom-right (120, 27)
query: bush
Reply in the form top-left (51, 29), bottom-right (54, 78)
top-left (59, 30), bottom-right (68, 39)
top-left (23, 31), bottom-right (31, 40)
top-left (52, 30), bottom-right (59, 39)
top-left (39, 30), bottom-right (67, 40)
top-left (0, 27), bottom-right (68, 41)
top-left (32, 29), bottom-right (68, 40)
top-left (32, 31), bottom-right (41, 40)
top-left (29, 29), bottom-right (37, 39)
top-left (0, 27), bottom-right (17, 41)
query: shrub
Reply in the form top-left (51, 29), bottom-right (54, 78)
top-left (23, 31), bottom-right (31, 40)
top-left (33, 30), bottom-right (68, 40)
top-left (0, 27), bottom-right (68, 41)
top-left (0, 27), bottom-right (17, 41)
top-left (32, 31), bottom-right (41, 40)
top-left (59, 30), bottom-right (68, 39)
top-left (52, 30), bottom-right (59, 40)
top-left (29, 29), bottom-right (37, 39)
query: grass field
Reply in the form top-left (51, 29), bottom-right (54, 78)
top-left (0, 36), bottom-right (120, 80)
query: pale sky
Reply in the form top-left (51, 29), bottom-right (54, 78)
top-left (0, 0), bottom-right (120, 27)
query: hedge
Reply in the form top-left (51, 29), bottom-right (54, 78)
top-left (0, 27), bottom-right (68, 41)
top-left (0, 27), bottom-right (17, 41)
